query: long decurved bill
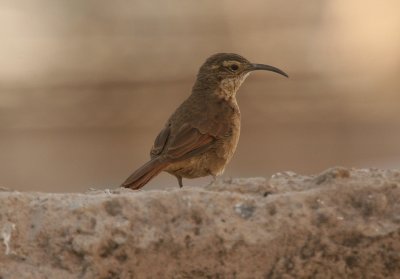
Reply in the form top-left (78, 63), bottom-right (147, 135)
top-left (250, 64), bottom-right (289, 78)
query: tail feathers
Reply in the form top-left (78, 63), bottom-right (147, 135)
top-left (122, 159), bottom-right (168, 190)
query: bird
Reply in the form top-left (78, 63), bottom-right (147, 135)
top-left (122, 53), bottom-right (288, 190)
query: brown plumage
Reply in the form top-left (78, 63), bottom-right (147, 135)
top-left (122, 53), bottom-right (288, 190)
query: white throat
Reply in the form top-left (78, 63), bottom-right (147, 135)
top-left (218, 73), bottom-right (251, 99)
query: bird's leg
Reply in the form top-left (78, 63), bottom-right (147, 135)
top-left (177, 176), bottom-right (183, 188)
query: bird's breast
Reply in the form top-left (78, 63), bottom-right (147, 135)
top-left (214, 97), bottom-right (241, 162)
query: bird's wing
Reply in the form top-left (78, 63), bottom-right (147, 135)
top-left (150, 126), bottom-right (171, 157)
top-left (150, 123), bottom-right (216, 162)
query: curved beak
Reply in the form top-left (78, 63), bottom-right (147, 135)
top-left (249, 63), bottom-right (289, 78)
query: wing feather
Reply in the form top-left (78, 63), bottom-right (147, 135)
top-left (150, 122), bottom-right (216, 162)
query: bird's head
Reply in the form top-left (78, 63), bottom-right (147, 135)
top-left (194, 53), bottom-right (288, 97)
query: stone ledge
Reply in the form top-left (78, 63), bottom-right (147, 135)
top-left (1, 167), bottom-right (400, 278)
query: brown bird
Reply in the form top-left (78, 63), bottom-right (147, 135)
top-left (122, 53), bottom-right (288, 190)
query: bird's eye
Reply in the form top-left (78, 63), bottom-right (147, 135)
top-left (230, 64), bottom-right (239, 71)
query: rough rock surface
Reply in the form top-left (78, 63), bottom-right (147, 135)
top-left (1, 167), bottom-right (400, 278)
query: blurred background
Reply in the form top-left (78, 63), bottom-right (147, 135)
top-left (0, 0), bottom-right (399, 192)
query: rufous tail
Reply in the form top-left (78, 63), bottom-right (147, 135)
top-left (121, 158), bottom-right (168, 190)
